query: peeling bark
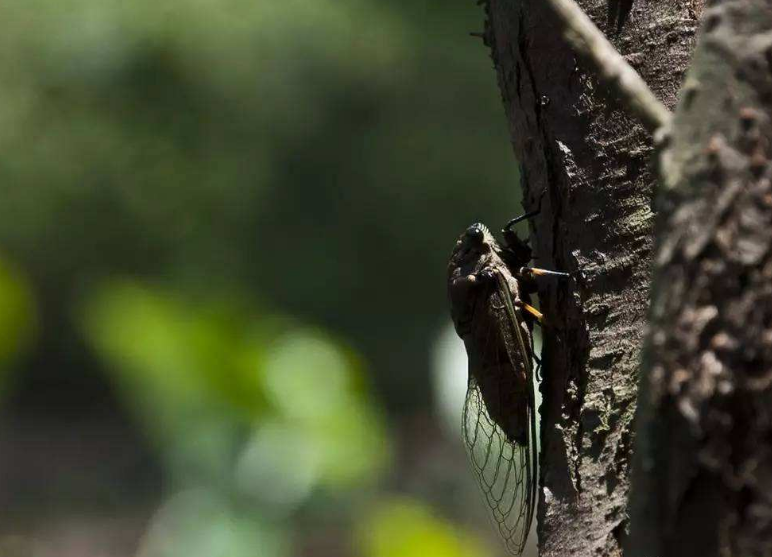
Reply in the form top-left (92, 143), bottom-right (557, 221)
top-left (630, 1), bottom-right (772, 555)
top-left (478, 1), bottom-right (698, 555)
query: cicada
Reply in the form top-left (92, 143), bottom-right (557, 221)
top-left (447, 213), bottom-right (566, 555)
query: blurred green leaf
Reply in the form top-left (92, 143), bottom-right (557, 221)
top-left (79, 280), bottom-right (272, 484)
top-left (263, 330), bottom-right (354, 421)
top-left (355, 497), bottom-right (491, 557)
top-left (261, 329), bottom-right (391, 489)
top-left (234, 420), bottom-right (322, 515)
top-left (0, 255), bottom-right (36, 392)
top-left (80, 280), bottom-right (271, 419)
top-left (81, 280), bottom-right (390, 507)
top-left (308, 400), bottom-right (390, 488)
top-left (137, 489), bottom-right (287, 557)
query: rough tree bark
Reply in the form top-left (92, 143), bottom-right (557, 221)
top-left (476, 0), bottom-right (699, 555)
top-left (630, 1), bottom-right (772, 555)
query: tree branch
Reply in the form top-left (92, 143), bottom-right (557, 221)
top-left (630, 0), bottom-right (772, 554)
top-left (478, 0), bottom-right (698, 554)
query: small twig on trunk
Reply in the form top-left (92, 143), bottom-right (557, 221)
top-left (543, 0), bottom-right (671, 133)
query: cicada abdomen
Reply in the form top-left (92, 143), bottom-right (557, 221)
top-left (448, 222), bottom-right (538, 555)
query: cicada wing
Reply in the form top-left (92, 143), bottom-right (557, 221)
top-left (463, 376), bottom-right (537, 555)
top-left (462, 272), bottom-right (538, 556)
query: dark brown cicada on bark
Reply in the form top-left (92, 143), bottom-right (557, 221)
top-left (447, 215), bottom-right (566, 555)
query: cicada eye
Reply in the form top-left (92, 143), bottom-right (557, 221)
top-left (466, 224), bottom-right (485, 245)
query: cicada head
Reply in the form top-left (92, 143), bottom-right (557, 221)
top-left (449, 223), bottom-right (498, 271)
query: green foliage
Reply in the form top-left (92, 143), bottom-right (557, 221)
top-left (80, 280), bottom-right (389, 495)
top-left (137, 489), bottom-right (286, 557)
top-left (0, 0), bottom-right (518, 370)
top-left (0, 0), bottom-right (518, 553)
top-left (355, 497), bottom-right (491, 557)
top-left (81, 281), bottom-right (270, 420)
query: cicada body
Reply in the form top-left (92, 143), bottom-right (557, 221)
top-left (447, 222), bottom-right (539, 555)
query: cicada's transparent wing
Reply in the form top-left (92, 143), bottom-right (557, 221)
top-left (463, 375), bottom-right (537, 555)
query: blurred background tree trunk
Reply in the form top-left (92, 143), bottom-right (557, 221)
top-left (629, 1), bottom-right (772, 555)
top-left (477, 0), bottom-right (700, 555)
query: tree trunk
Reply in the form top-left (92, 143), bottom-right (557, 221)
top-left (478, 1), bottom-right (698, 555)
top-left (629, 1), bottom-right (772, 555)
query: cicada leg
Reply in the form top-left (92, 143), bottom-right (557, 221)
top-left (520, 302), bottom-right (544, 324)
top-left (503, 208), bottom-right (540, 232)
top-left (519, 267), bottom-right (572, 279)
top-left (503, 190), bottom-right (547, 232)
